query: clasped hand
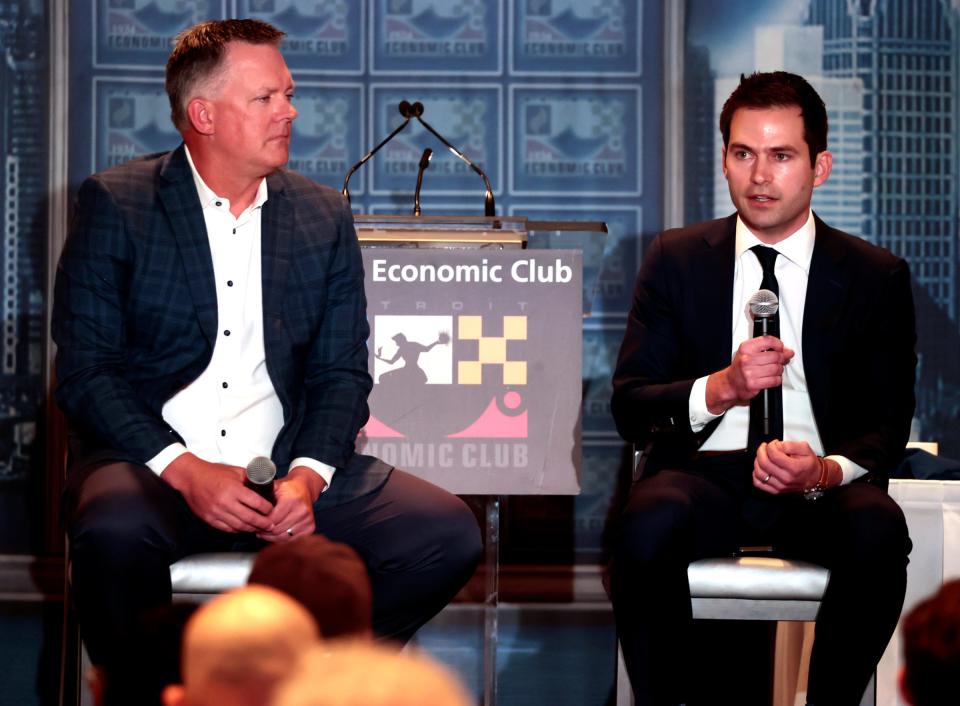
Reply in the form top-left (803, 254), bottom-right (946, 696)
top-left (752, 440), bottom-right (822, 495)
top-left (161, 454), bottom-right (323, 541)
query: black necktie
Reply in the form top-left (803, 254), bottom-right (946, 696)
top-left (748, 245), bottom-right (783, 448)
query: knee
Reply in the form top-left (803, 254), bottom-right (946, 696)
top-left (69, 487), bottom-right (172, 563)
top-left (835, 498), bottom-right (911, 569)
top-left (615, 491), bottom-right (694, 566)
top-left (434, 497), bottom-right (483, 575)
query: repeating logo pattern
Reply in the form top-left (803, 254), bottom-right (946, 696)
top-left (288, 84), bottom-right (363, 190)
top-left (240, 0), bottom-right (363, 72)
top-left (94, 78), bottom-right (181, 171)
top-left (95, 0), bottom-right (225, 67)
top-left (511, 86), bottom-right (641, 195)
top-left (372, 0), bottom-right (501, 74)
top-left (370, 85), bottom-right (501, 195)
top-left (512, 0), bottom-right (640, 75)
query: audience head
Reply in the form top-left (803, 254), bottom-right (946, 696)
top-left (248, 535), bottom-right (373, 639)
top-left (162, 585), bottom-right (319, 706)
top-left (719, 71), bottom-right (828, 166)
top-left (900, 579), bottom-right (960, 706)
top-left (271, 641), bottom-right (472, 706)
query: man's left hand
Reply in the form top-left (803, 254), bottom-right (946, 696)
top-left (753, 440), bottom-right (834, 495)
top-left (257, 466), bottom-right (326, 542)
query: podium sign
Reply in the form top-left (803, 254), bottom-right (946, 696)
top-left (358, 248), bottom-right (582, 495)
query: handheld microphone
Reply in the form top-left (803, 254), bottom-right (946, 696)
top-left (413, 148), bottom-right (432, 216)
top-left (748, 289), bottom-right (780, 437)
top-left (245, 456), bottom-right (277, 505)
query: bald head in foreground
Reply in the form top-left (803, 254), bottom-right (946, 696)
top-left (272, 641), bottom-right (472, 706)
top-left (163, 585), bottom-right (319, 706)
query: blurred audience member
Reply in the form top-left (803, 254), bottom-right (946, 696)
top-left (249, 534), bottom-right (373, 639)
top-left (162, 585), bottom-right (319, 706)
top-left (900, 579), bottom-right (960, 706)
top-left (272, 641), bottom-right (472, 706)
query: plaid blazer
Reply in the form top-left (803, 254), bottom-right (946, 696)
top-left (53, 145), bottom-right (390, 506)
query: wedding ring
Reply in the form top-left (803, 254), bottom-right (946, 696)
top-left (761, 473), bottom-right (771, 484)
top-left (286, 528), bottom-right (294, 537)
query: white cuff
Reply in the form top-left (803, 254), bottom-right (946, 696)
top-left (689, 375), bottom-right (722, 432)
top-left (289, 457), bottom-right (336, 492)
top-left (147, 443), bottom-right (189, 475)
top-left (825, 455), bottom-right (867, 485)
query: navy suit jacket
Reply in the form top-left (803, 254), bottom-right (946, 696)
top-left (611, 213), bottom-right (917, 485)
top-left (53, 145), bottom-right (390, 507)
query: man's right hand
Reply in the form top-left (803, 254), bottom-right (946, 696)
top-left (705, 335), bottom-right (795, 415)
top-left (160, 453), bottom-right (275, 534)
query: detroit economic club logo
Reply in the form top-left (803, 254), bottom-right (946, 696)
top-left (360, 314), bottom-right (529, 471)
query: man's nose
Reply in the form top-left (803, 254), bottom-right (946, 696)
top-left (751, 158), bottom-right (771, 183)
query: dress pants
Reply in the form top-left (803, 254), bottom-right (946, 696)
top-left (610, 453), bottom-right (911, 706)
top-left (63, 456), bottom-right (483, 670)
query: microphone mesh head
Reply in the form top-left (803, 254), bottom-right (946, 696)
top-left (748, 289), bottom-right (779, 318)
top-left (246, 456), bottom-right (276, 485)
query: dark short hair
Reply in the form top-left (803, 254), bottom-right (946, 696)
top-left (902, 579), bottom-right (960, 706)
top-left (165, 19), bottom-right (285, 130)
top-left (719, 71), bottom-right (828, 166)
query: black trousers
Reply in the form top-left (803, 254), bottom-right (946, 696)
top-left (610, 453), bottom-right (911, 706)
top-left (63, 458), bottom-right (483, 669)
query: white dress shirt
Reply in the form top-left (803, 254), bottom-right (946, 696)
top-left (687, 211), bottom-right (866, 484)
top-left (146, 147), bottom-right (334, 489)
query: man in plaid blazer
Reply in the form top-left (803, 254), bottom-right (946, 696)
top-left (53, 19), bottom-right (481, 682)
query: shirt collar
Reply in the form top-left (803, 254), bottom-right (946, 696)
top-left (183, 144), bottom-right (268, 212)
top-left (734, 210), bottom-right (816, 274)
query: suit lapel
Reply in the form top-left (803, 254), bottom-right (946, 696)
top-left (802, 215), bottom-right (847, 422)
top-left (261, 172), bottom-right (292, 326)
top-left (158, 146), bottom-right (218, 344)
top-left (696, 215), bottom-right (737, 373)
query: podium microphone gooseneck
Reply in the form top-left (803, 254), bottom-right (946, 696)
top-left (413, 148), bottom-right (432, 216)
top-left (341, 101), bottom-right (419, 205)
top-left (244, 456), bottom-right (277, 506)
top-left (408, 101), bottom-right (496, 217)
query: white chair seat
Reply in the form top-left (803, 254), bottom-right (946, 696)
top-left (688, 556), bottom-right (830, 622)
top-left (169, 552), bottom-right (256, 595)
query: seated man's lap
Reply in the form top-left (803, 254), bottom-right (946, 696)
top-left (773, 481), bottom-right (911, 570)
top-left (616, 469), bottom-right (748, 567)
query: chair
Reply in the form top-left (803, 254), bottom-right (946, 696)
top-left (614, 450), bottom-right (875, 706)
top-left (60, 551), bottom-right (256, 706)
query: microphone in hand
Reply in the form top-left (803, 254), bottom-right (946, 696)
top-left (245, 456), bottom-right (277, 506)
top-left (748, 289), bottom-right (780, 437)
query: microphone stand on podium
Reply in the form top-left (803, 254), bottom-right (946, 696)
top-left (346, 106), bottom-right (604, 705)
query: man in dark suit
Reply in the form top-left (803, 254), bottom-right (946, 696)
top-left (610, 72), bottom-right (916, 706)
top-left (53, 19), bottom-right (481, 683)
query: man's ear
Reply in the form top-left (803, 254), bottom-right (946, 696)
top-left (813, 150), bottom-right (833, 187)
top-left (720, 146), bottom-right (728, 178)
top-left (186, 98), bottom-right (215, 136)
top-left (162, 683), bottom-right (187, 706)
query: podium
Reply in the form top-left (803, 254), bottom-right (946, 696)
top-left (355, 214), bottom-right (605, 705)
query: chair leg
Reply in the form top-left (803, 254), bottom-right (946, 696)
top-left (616, 642), bottom-right (634, 706)
top-left (858, 673), bottom-right (876, 706)
top-left (59, 551), bottom-right (82, 706)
